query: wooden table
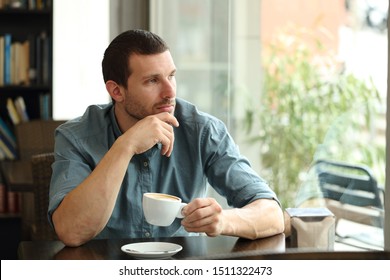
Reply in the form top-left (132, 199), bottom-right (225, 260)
top-left (17, 234), bottom-right (390, 260)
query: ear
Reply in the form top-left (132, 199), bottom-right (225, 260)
top-left (106, 80), bottom-right (124, 102)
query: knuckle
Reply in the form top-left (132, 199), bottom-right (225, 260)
top-left (205, 224), bottom-right (219, 236)
top-left (192, 198), bottom-right (203, 207)
top-left (214, 203), bottom-right (222, 213)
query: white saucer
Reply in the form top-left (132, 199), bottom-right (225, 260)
top-left (121, 242), bottom-right (183, 259)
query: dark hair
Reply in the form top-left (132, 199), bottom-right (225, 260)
top-left (102, 29), bottom-right (169, 87)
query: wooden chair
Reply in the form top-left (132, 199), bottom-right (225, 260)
top-left (15, 120), bottom-right (65, 161)
top-left (30, 152), bottom-right (57, 240)
top-left (0, 120), bottom-right (65, 239)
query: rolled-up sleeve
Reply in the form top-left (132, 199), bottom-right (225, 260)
top-left (200, 119), bottom-right (280, 208)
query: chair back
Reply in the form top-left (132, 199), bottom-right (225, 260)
top-left (314, 159), bottom-right (383, 209)
top-left (30, 152), bottom-right (57, 240)
top-left (15, 120), bottom-right (65, 160)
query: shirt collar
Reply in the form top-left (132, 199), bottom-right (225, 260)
top-left (109, 104), bottom-right (122, 139)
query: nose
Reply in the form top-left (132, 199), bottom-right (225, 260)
top-left (161, 77), bottom-right (176, 99)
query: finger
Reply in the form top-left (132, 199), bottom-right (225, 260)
top-left (155, 112), bottom-right (179, 127)
top-left (159, 123), bottom-right (175, 156)
top-left (183, 200), bottom-right (222, 227)
top-left (165, 136), bottom-right (174, 157)
top-left (182, 208), bottom-right (216, 227)
top-left (160, 135), bottom-right (173, 156)
top-left (182, 198), bottom-right (216, 217)
top-left (182, 215), bottom-right (221, 236)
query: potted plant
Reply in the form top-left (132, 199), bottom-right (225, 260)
top-left (244, 24), bottom-right (383, 207)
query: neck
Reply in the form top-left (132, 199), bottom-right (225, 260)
top-left (113, 104), bottom-right (139, 133)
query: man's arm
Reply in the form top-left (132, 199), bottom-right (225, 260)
top-left (52, 136), bottom-right (134, 247)
top-left (181, 198), bottom-right (285, 239)
top-left (52, 113), bottom-right (179, 247)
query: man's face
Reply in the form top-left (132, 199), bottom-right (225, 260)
top-left (122, 51), bottom-right (177, 121)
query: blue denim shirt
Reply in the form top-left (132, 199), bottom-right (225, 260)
top-left (48, 98), bottom-right (279, 239)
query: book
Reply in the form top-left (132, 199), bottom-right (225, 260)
top-left (0, 117), bottom-right (16, 149)
top-left (8, 0), bottom-right (27, 9)
top-left (10, 40), bottom-right (27, 85)
top-left (21, 39), bottom-right (30, 85)
top-left (3, 33), bottom-right (12, 85)
top-left (0, 147), bottom-right (5, 160)
top-left (0, 177), bottom-right (6, 214)
top-left (14, 96), bottom-right (29, 122)
top-left (9, 40), bottom-right (30, 86)
top-left (0, 138), bottom-right (15, 160)
top-left (0, 129), bottom-right (17, 159)
top-left (10, 41), bottom-right (19, 85)
top-left (42, 33), bottom-right (50, 85)
top-left (6, 98), bottom-right (21, 125)
top-left (28, 0), bottom-right (36, 10)
top-left (39, 93), bottom-right (51, 120)
top-left (35, 32), bottom-right (42, 85)
top-left (27, 34), bottom-right (37, 84)
top-left (35, 31), bottom-right (50, 85)
top-left (7, 190), bottom-right (20, 214)
top-left (0, 35), bottom-right (4, 86)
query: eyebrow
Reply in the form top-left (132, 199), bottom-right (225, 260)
top-left (142, 69), bottom-right (177, 80)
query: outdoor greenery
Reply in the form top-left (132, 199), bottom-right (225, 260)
top-left (244, 24), bottom-right (384, 208)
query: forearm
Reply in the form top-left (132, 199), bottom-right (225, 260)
top-left (221, 199), bottom-right (285, 240)
top-left (53, 137), bottom-right (134, 247)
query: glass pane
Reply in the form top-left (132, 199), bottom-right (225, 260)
top-left (150, 0), bottom-right (231, 124)
top-left (150, 0), bottom-right (387, 250)
top-left (256, 0), bottom-right (387, 250)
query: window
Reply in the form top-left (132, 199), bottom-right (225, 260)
top-left (53, 0), bottom-right (110, 120)
top-left (53, 0), bottom-right (388, 251)
top-left (150, 0), bottom-right (388, 250)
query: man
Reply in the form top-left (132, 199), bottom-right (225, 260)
top-left (48, 29), bottom-right (284, 247)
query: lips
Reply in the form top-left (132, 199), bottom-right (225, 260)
top-left (157, 105), bottom-right (175, 113)
top-left (156, 101), bottom-right (176, 113)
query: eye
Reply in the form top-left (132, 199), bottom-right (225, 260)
top-left (168, 73), bottom-right (176, 80)
top-left (148, 78), bottom-right (158, 84)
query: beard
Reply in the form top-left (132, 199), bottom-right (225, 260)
top-left (123, 92), bottom-right (176, 121)
top-left (123, 97), bottom-right (149, 121)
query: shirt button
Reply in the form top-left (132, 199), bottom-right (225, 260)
top-left (145, 232), bottom-right (151, 237)
top-left (143, 161), bottom-right (148, 167)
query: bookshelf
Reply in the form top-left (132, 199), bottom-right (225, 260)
top-left (0, 0), bottom-right (53, 124)
top-left (0, 1), bottom-right (53, 250)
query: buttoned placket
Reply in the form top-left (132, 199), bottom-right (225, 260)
top-left (139, 147), bottom-right (160, 238)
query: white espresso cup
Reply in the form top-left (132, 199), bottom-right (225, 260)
top-left (143, 193), bottom-right (187, 226)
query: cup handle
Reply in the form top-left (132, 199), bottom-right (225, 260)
top-left (176, 203), bottom-right (187, 218)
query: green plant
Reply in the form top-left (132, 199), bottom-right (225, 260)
top-left (244, 24), bottom-right (383, 208)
